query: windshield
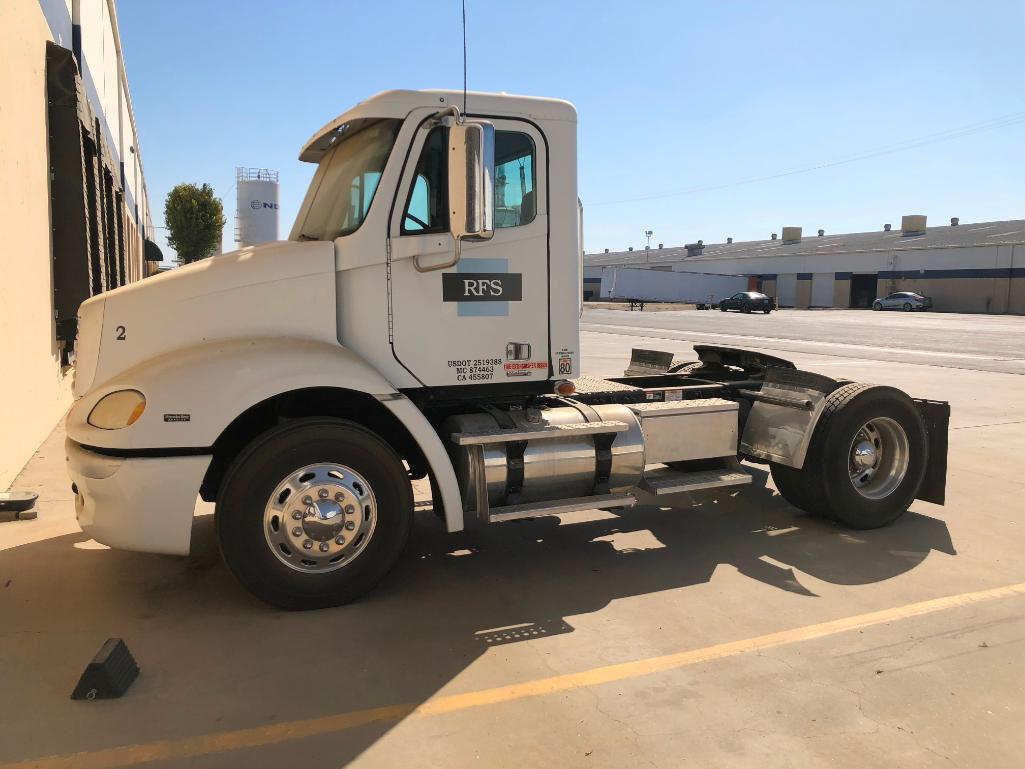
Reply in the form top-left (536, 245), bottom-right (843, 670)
top-left (295, 119), bottom-right (401, 240)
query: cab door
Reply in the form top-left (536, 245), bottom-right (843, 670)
top-left (388, 117), bottom-right (549, 387)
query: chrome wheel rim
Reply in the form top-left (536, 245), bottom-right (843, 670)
top-left (262, 463), bottom-right (377, 573)
top-left (848, 417), bottom-right (909, 500)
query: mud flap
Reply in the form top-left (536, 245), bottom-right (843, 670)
top-left (914, 399), bottom-right (950, 505)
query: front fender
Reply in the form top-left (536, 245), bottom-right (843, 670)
top-left (67, 338), bottom-right (464, 531)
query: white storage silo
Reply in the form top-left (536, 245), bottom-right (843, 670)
top-left (235, 167), bottom-right (279, 247)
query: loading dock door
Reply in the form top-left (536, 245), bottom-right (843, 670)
top-left (849, 274), bottom-right (878, 308)
top-left (811, 273), bottom-right (833, 307)
top-left (776, 274), bottom-right (797, 307)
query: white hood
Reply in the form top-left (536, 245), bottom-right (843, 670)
top-left (75, 240), bottom-right (337, 396)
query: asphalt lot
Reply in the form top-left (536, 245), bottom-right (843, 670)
top-left (584, 307), bottom-right (1025, 374)
top-left (2, 309), bottom-right (1024, 769)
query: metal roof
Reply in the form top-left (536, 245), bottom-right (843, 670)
top-left (585, 219), bottom-right (1025, 267)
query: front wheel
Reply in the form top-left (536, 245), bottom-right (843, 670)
top-left (872, 302), bottom-right (882, 311)
top-left (741, 303), bottom-right (752, 314)
top-left (770, 384), bottom-right (927, 529)
top-left (720, 304), bottom-right (729, 312)
top-left (903, 302), bottom-right (912, 311)
top-left (216, 418), bottom-right (413, 609)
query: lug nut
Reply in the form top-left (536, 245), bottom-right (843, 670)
top-left (319, 542), bottom-right (329, 552)
top-left (318, 489), bottom-right (329, 499)
top-left (302, 496), bottom-right (313, 505)
top-left (291, 510), bottom-right (302, 520)
top-left (303, 540), bottom-right (313, 550)
top-left (344, 521), bottom-right (356, 531)
top-left (335, 536), bottom-right (345, 545)
top-left (344, 504), bottom-right (355, 515)
top-left (334, 492), bottom-right (344, 502)
top-left (292, 527), bottom-right (302, 537)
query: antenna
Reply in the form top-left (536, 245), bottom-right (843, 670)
top-left (461, 0), bottom-right (467, 113)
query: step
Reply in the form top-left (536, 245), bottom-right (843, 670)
top-left (452, 420), bottom-right (629, 446)
top-left (639, 464), bottom-right (752, 495)
top-left (489, 493), bottom-right (637, 523)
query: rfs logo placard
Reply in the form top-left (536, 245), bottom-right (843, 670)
top-left (442, 273), bottom-right (522, 302)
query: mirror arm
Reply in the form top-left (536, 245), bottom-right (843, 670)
top-left (414, 238), bottom-right (461, 273)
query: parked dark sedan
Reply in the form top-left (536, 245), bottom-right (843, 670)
top-left (718, 291), bottom-right (773, 314)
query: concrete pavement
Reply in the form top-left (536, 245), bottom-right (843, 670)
top-left (1, 310), bottom-right (1023, 769)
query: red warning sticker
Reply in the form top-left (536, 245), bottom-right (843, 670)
top-left (504, 361), bottom-right (548, 377)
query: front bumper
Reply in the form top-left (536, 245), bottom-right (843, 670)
top-left (67, 439), bottom-right (212, 556)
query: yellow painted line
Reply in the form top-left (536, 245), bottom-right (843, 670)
top-left (6, 581), bottom-right (1025, 769)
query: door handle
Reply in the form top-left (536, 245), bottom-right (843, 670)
top-left (414, 240), bottom-right (461, 273)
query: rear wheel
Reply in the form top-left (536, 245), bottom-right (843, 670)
top-left (216, 418), bottom-right (413, 610)
top-left (763, 308), bottom-right (772, 314)
top-left (770, 384), bottom-right (927, 528)
top-left (741, 303), bottom-right (752, 313)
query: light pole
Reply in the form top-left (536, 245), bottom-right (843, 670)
top-left (644, 230), bottom-right (653, 262)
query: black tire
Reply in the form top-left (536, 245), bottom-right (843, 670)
top-left (903, 302), bottom-right (912, 312)
top-left (216, 418), bottom-right (413, 610)
top-left (872, 302), bottom-right (882, 311)
top-left (720, 304), bottom-right (729, 312)
top-left (763, 308), bottom-right (771, 314)
top-left (741, 303), bottom-right (752, 314)
top-left (773, 384), bottom-right (927, 529)
top-left (770, 460), bottom-right (826, 515)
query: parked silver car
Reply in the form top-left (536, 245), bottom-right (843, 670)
top-left (872, 291), bottom-right (933, 311)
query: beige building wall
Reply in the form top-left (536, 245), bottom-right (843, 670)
top-left (833, 278), bottom-right (851, 308)
top-left (1, 0), bottom-right (151, 487)
top-left (0, 1), bottom-right (74, 487)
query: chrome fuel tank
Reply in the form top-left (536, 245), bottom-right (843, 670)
top-left (444, 404), bottom-right (645, 514)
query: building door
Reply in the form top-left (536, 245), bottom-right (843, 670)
top-left (776, 274), bottom-right (797, 307)
top-left (811, 273), bottom-right (833, 307)
top-left (849, 274), bottom-right (878, 308)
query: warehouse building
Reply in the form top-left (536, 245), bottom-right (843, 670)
top-left (1, 0), bottom-right (157, 486)
top-left (586, 216), bottom-right (1025, 314)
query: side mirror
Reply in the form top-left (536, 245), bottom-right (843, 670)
top-left (448, 120), bottom-right (495, 242)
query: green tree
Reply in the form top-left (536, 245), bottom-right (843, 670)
top-left (163, 183), bottom-right (226, 264)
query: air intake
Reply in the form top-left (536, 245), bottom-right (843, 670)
top-left (684, 241), bottom-right (704, 256)
top-left (782, 226), bottom-right (802, 244)
top-left (727, 237), bottom-right (733, 244)
top-left (901, 214), bottom-right (927, 236)
top-left (884, 223), bottom-right (892, 232)
top-left (950, 217), bottom-right (959, 226)
top-left (817, 229), bottom-right (825, 237)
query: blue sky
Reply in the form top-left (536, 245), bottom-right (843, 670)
top-left (118, 0), bottom-right (1025, 261)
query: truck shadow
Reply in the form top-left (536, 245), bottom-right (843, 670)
top-left (0, 467), bottom-right (955, 767)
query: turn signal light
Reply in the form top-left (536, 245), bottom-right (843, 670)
top-left (87, 390), bottom-right (146, 430)
top-left (554, 380), bottom-right (577, 396)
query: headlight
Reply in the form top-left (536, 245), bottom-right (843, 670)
top-left (87, 390), bottom-right (147, 430)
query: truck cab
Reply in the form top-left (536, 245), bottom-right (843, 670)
top-left (65, 90), bottom-right (948, 610)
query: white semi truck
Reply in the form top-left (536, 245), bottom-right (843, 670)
top-left (65, 90), bottom-right (949, 609)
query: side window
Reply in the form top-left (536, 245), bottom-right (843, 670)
top-left (401, 127), bottom-right (448, 234)
top-left (494, 130), bottom-right (536, 228)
